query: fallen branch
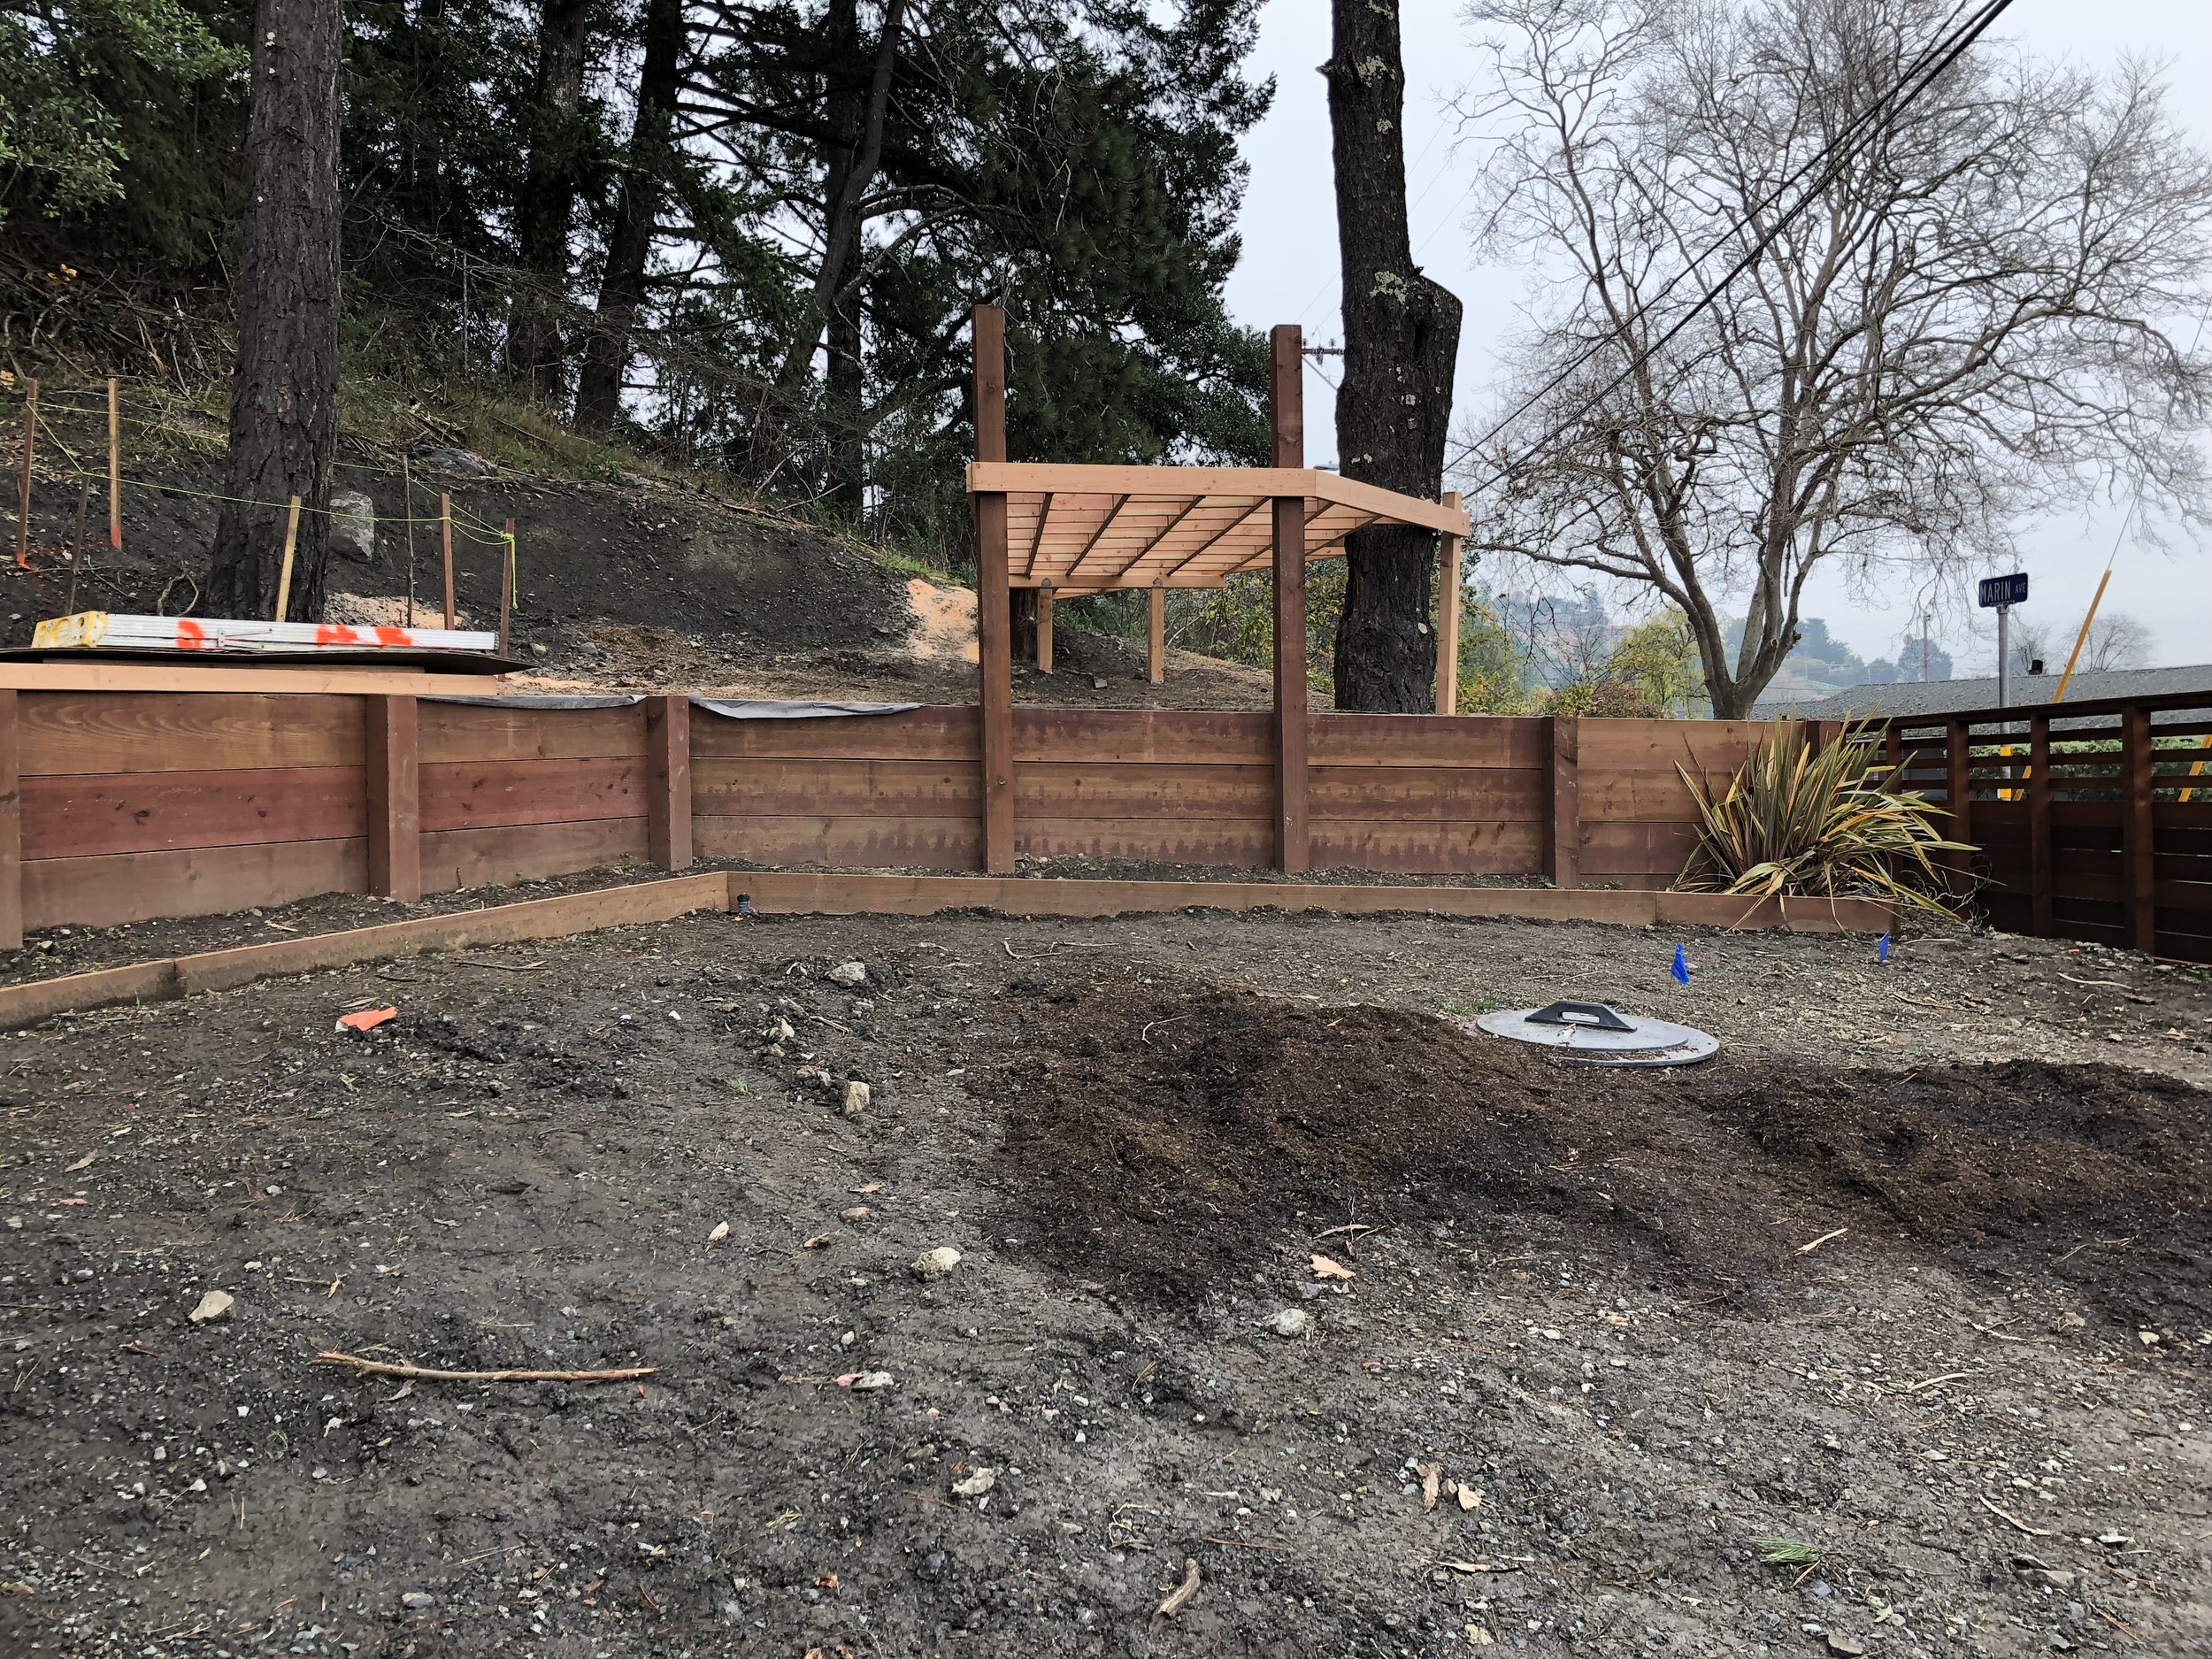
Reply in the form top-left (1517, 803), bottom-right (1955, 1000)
top-left (1154, 1558), bottom-right (1201, 1621)
top-left (1978, 1495), bottom-right (2053, 1537)
top-left (1796, 1226), bottom-right (1849, 1256)
top-left (315, 1350), bottom-right (657, 1385)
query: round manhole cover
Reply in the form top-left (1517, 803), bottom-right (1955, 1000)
top-left (1471, 1000), bottom-right (1718, 1068)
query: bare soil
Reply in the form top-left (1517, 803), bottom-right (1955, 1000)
top-left (4, 906), bottom-right (2210, 1659)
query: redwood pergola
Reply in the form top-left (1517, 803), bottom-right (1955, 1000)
top-left (966, 304), bottom-right (1471, 876)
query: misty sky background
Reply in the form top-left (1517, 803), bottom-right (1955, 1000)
top-left (1221, 1), bottom-right (2211, 678)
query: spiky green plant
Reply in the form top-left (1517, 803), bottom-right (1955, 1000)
top-left (1675, 720), bottom-right (1973, 920)
top-left (1752, 1537), bottom-right (1821, 1567)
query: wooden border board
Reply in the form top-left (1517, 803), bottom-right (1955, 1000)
top-left (0, 872), bottom-right (728, 1030)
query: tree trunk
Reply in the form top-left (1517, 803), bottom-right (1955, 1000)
top-left (205, 0), bottom-right (342, 622)
top-left (508, 0), bottom-right (595, 402)
top-left (575, 0), bottom-right (683, 434)
top-left (1325, 0), bottom-right (1463, 712)
top-left (825, 283), bottom-right (866, 520)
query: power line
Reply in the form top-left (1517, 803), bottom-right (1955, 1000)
top-left (1452, 0), bottom-right (2013, 490)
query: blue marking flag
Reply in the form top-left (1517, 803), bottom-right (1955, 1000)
top-left (1671, 943), bottom-right (1690, 986)
top-left (1878, 933), bottom-right (1891, 964)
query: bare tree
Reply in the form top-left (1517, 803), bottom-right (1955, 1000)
top-left (1457, 0), bottom-right (2212, 716)
top-left (2083, 611), bottom-right (2154, 671)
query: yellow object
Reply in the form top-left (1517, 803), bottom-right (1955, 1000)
top-left (2181, 733), bottom-right (2211, 803)
top-left (274, 495), bottom-right (302, 620)
top-left (2050, 567), bottom-right (2111, 704)
top-left (31, 611), bottom-right (108, 649)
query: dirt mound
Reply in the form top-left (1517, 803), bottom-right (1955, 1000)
top-left (985, 977), bottom-right (2212, 1332)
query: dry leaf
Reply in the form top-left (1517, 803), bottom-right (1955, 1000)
top-left (1418, 1463), bottom-right (1441, 1512)
top-left (1456, 1483), bottom-right (1482, 1511)
top-left (1310, 1254), bottom-right (1356, 1281)
top-left (852, 1181), bottom-right (886, 1194)
top-left (64, 1154), bottom-right (96, 1172)
top-left (803, 1231), bottom-right (837, 1249)
top-left (706, 1221), bottom-right (730, 1245)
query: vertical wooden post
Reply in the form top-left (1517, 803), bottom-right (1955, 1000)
top-left (1148, 581), bottom-right (1165, 685)
top-left (1036, 582), bottom-right (1055, 675)
top-left (1944, 715), bottom-right (1973, 890)
top-left (2123, 703), bottom-right (2156, 954)
top-left (274, 495), bottom-right (302, 620)
top-left (401, 456), bottom-right (418, 628)
top-left (972, 304), bottom-right (1016, 874)
top-left (2028, 713), bottom-right (2053, 938)
top-left (1547, 715), bottom-right (1580, 889)
top-left (439, 493), bottom-right (457, 630)
top-left (107, 378), bottom-right (122, 549)
top-left (1434, 490), bottom-right (1462, 715)
top-left (365, 695), bottom-right (421, 902)
top-left (646, 695), bottom-right (693, 871)
top-left (0, 690), bottom-right (20, 949)
top-left (499, 518), bottom-right (516, 657)
top-left (1270, 323), bottom-right (1309, 874)
top-left (15, 377), bottom-right (35, 571)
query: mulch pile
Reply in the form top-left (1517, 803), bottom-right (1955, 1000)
top-left (983, 975), bottom-right (2212, 1333)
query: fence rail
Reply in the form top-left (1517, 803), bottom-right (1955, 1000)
top-left (1870, 689), bottom-right (2212, 962)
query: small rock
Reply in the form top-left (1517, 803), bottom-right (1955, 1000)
top-left (828, 960), bottom-right (867, 987)
top-left (707, 1221), bottom-right (730, 1245)
top-left (328, 491), bottom-right (377, 561)
top-left (952, 1467), bottom-right (996, 1498)
top-left (918, 1550), bottom-right (947, 1582)
top-left (843, 1371), bottom-right (895, 1391)
top-left (841, 1206), bottom-right (872, 1223)
top-left (763, 1017), bottom-right (795, 1046)
top-left (1263, 1309), bottom-right (1312, 1339)
top-left (911, 1247), bottom-right (962, 1281)
top-left (188, 1290), bottom-right (234, 1325)
top-left (1091, 677), bottom-right (1107, 690)
top-left (1826, 1637), bottom-right (1865, 1657)
top-left (400, 1591), bottom-right (434, 1610)
top-left (841, 1079), bottom-right (872, 1117)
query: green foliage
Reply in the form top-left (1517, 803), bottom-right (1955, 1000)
top-left (0, 0), bottom-right (238, 227)
top-left (1676, 720), bottom-right (1973, 918)
top-left (1453, 596), bottom-right (1537, 713)
top-left (1752, 1539), bottom-right (1820, 1567)
top-left (1606, 609), bottom-right (1706, 714)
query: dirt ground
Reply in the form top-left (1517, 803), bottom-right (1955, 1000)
top-left (4, 905), bottom-right (2210, 1659)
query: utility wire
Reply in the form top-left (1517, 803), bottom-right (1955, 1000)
top-left (1452, 0), bottom-right (2013, 491)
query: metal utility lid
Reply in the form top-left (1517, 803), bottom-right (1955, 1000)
top-left (1471, 1000), bottom-right (1718, 1068)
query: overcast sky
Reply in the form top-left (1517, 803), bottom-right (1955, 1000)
top-left (1222, 1), bottom-right (2211, 675)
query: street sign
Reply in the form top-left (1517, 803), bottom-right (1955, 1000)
top-left (1978, 572), bottom-right (2028, 609)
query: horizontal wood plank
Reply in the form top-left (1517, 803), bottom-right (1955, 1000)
top-left (1308, 714), bottom-right (1548, 769)
top-left (419, 818), bottom-right (650, 894)
top-left (691, 705), bottom-right (980, 762)
top-left (419, 757), bottom-right (648, 832)
top-left (419, 703), bottom-right (644, 764)
top-left (1014, 815), bottom-right (1272, 868)
top-left (693, 757), bottom-right (980, 818)
top-left (25, 837), bottom-right (367, 929)
top-left (1308, 765), bottom-right (1545, 823)
top-left (1309, 819), bottom-right (1544, 874)
top-left (694, 813), bottom-right (981, 871)
top-left (22, 692), bottom-right (365, 775)
top-left (1578, 818), bottom-right (1701, 878)
top-left (23, 767), bottom-right (367, 860)
top-left (1016, 761), bottom-right (1273, 819)
top-left (1011, 707), bottom-right (1271, 765)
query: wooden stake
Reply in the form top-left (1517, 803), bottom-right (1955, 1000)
top-left (68, 481), bottom-right (89, 614)
top-left (1269, 325), bottom-right (1309, 875)
top-left (1434, 489), bottom-right (1462, 715)
top-left (15, 377), bottom-right (35, 570)
top-left (1148, 581), bottom-right (1165, 685)
top-left (401, 457), bottom-right (417, 628)
top-left (499, 517), bottom-right (516, 657)
top-left (274, 495), bottom-right (302, 620)
top-left (107, 377), bottom-right (122, 549)
top-left (439, 492), bottom-right (456, 629)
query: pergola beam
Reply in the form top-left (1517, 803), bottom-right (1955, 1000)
top-left (1062, 494), bottom-right (1133, 582)
top-left (1108, 495), bottom-right (1206, 580)
top-left (1022, 492), bottom-right (1053, 580)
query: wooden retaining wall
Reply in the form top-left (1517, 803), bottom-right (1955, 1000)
top-left (0, 687), bottom-right (1811, 944)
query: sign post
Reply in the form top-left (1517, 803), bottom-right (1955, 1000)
top-left (1978, 572), bottom-right (2028, 707)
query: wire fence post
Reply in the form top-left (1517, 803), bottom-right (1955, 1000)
top-left (107, 377), bottom-right (122, 550)
top-left (15, 378), bottom-right (35, 570)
